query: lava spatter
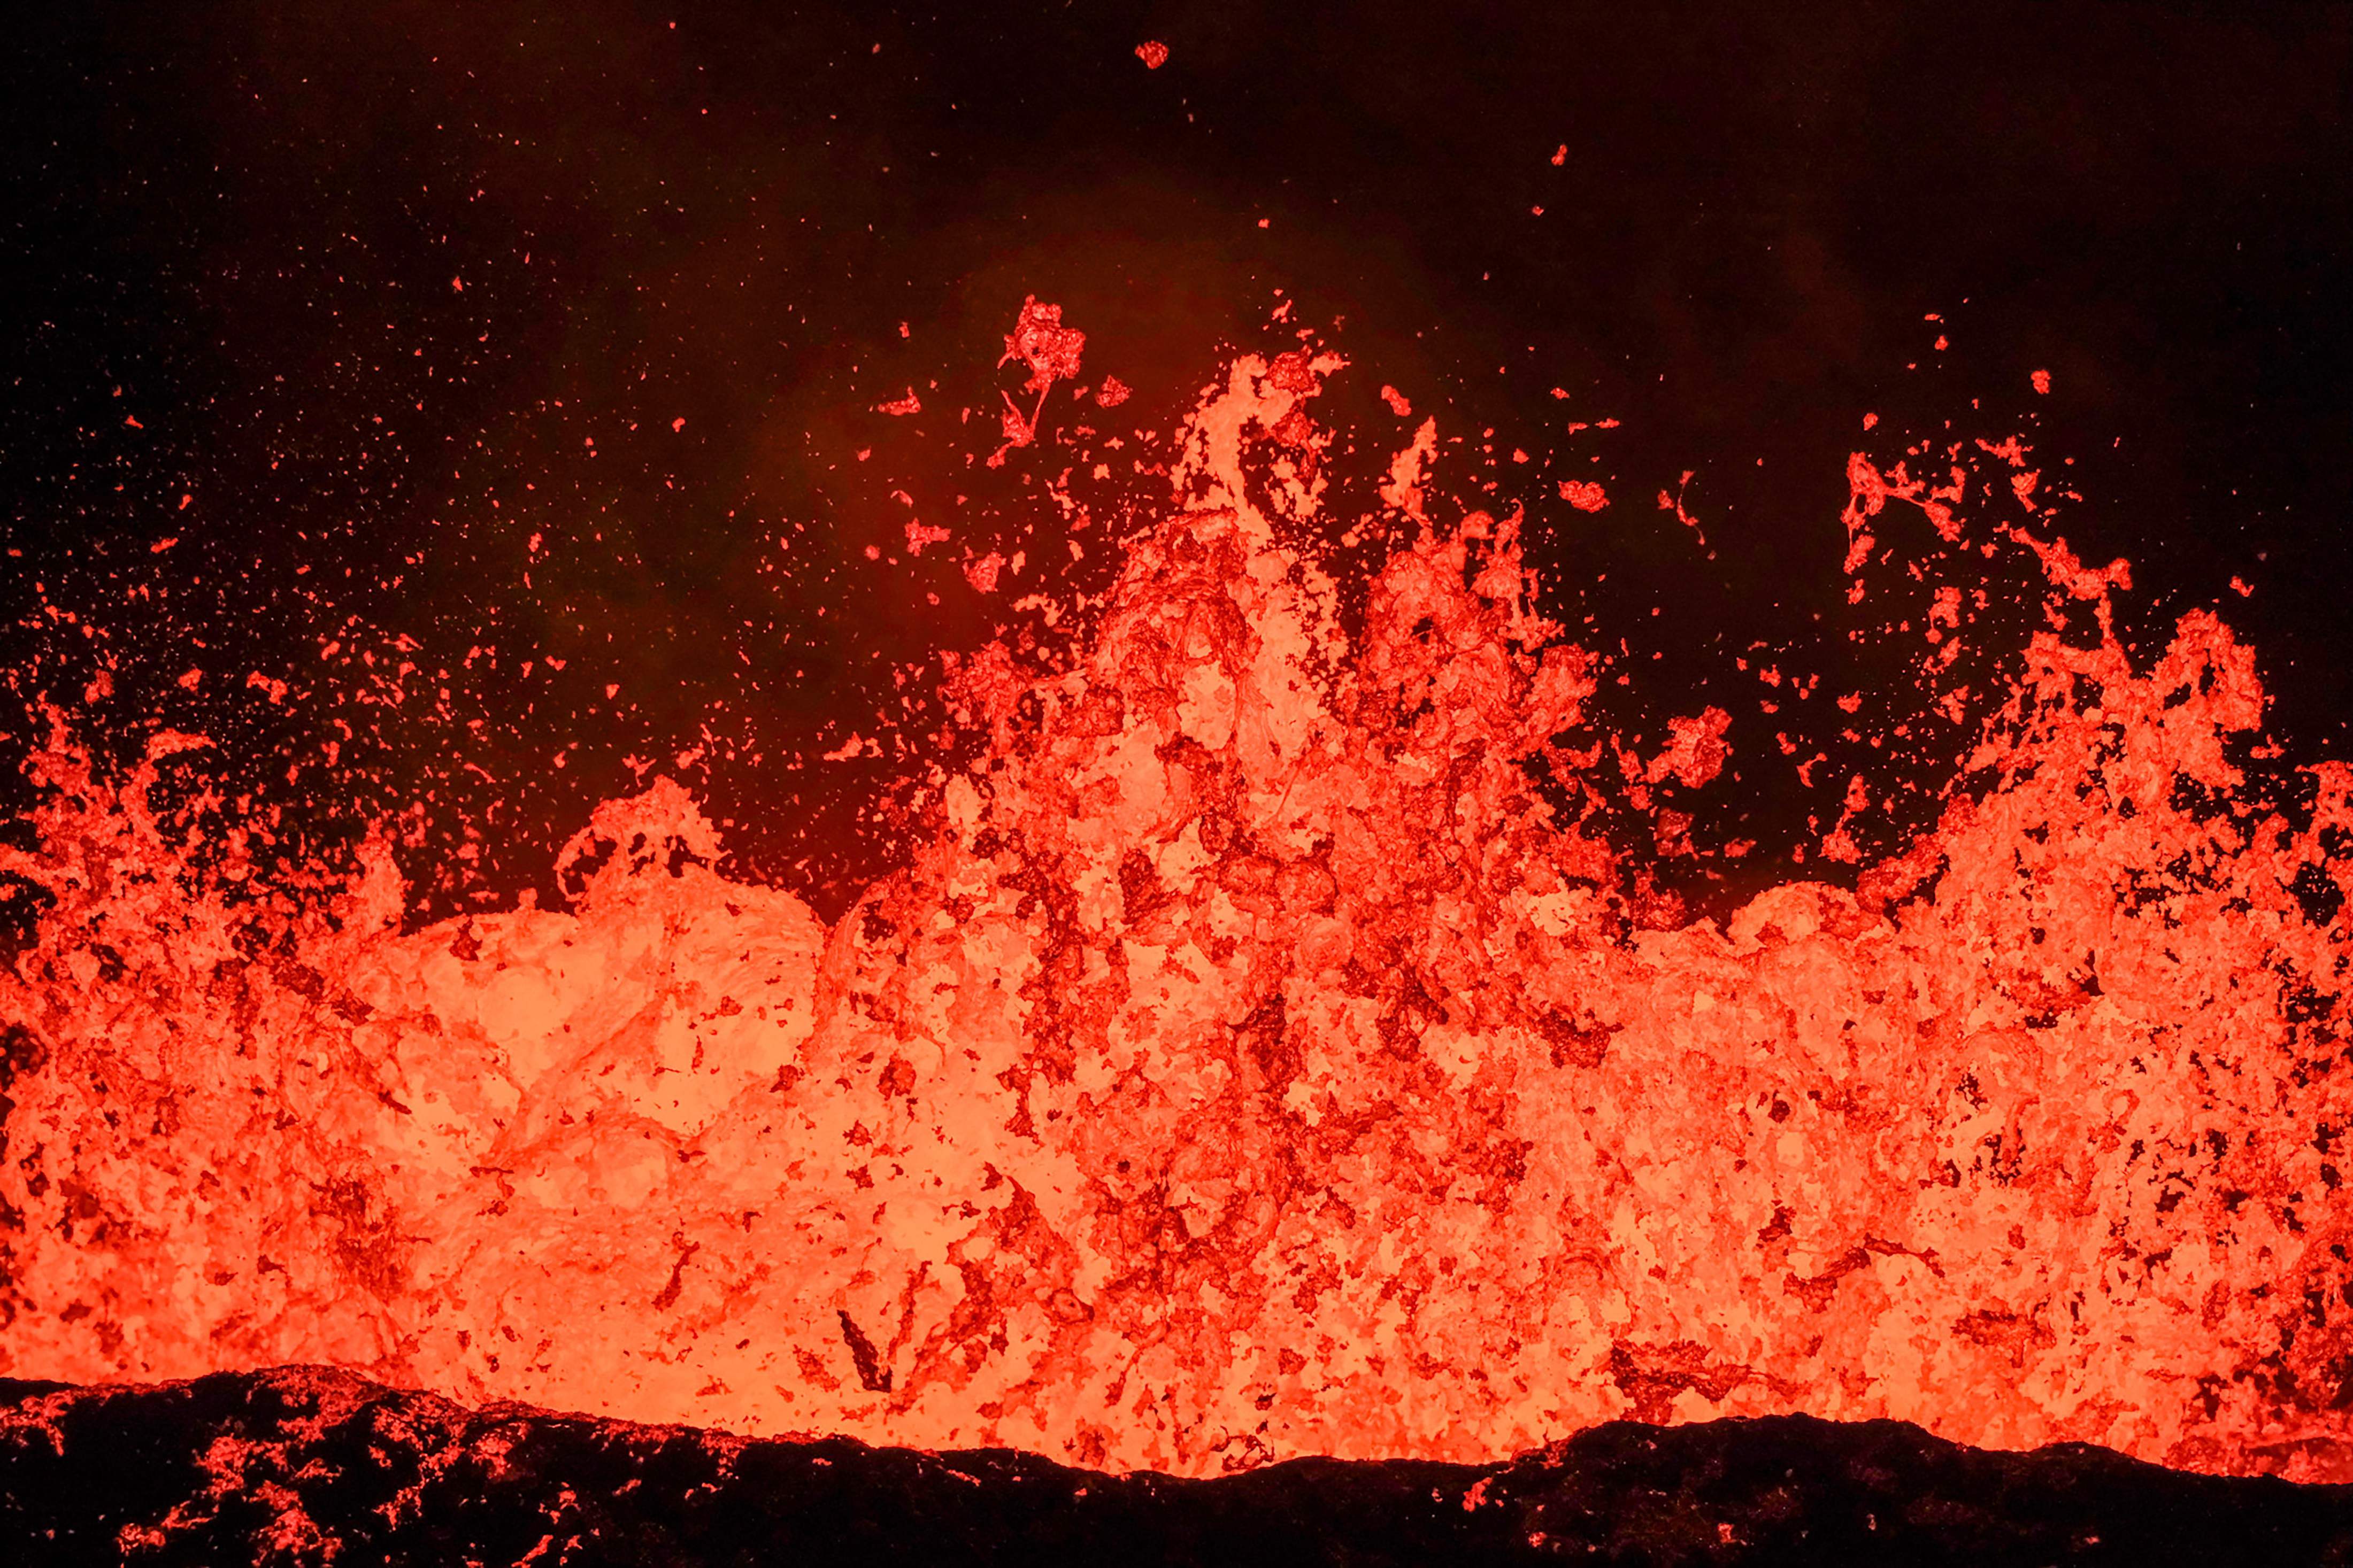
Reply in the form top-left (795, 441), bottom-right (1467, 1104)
top-left (1, 339), bottom-right (2349, 1482)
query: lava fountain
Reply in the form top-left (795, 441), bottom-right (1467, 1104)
top-left (1, 322), bottom-right (2348, 1484)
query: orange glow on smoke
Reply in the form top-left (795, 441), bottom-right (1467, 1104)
top-left (2, 332), bottom-right (2350, 1482)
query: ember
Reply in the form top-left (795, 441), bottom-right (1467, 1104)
top-left (993, 297), bottom-right (1087, 463)
top-left (1557, 479), bottom-right (1608, 512)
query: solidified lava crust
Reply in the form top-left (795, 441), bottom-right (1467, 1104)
top-left (4, 1366), bottom-right (2351, 1566)
top-left (2, 336), bottom-right (2351, 1483)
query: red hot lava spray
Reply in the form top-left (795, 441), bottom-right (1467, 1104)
top-left (2, 329), bottom-right (2349, 1482)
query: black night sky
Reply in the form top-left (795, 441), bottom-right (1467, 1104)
top-left (3, 3), bottom-right (2348, 924)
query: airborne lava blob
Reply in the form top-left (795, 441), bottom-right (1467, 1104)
top-left (2, 336), bottom-right (2349, 1481)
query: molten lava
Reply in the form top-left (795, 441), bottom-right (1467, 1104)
top-left (2, 338), bottom-right (2349, 1482)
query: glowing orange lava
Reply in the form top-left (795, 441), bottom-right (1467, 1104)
top-left (2, 339), bottom-right (2349, 1482)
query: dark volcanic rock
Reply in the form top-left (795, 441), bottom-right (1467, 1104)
top-left (2, 1368), bottom-right (2349, 1565)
